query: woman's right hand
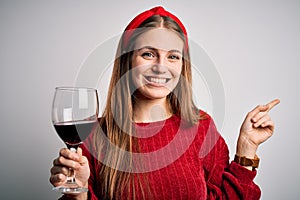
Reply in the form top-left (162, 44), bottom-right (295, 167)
top-left (50, 147), bottom-right (90, 191)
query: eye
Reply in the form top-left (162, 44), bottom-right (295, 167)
top-left (168, 54), bottom-right (181, 60)
top-left (141, 52), bottom-right (155, 59)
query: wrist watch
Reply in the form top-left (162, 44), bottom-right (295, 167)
top-left (234, 154), bottom-right (260, 168)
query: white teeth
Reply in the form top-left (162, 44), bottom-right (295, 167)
top-left (149, 77), bottom-right (167, 84)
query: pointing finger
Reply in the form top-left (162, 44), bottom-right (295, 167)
top-left (248, 99), bottom-right (280, 120)
top-left (266, 99), bottom-right (280, 112)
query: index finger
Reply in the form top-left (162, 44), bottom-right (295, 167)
top-left (59, 148), bottom-right (79, 161)
top-left (266, 99), bottom-right (280, 111)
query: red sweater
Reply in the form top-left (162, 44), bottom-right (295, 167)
top-left (81, 112), bottom-right (261, 199)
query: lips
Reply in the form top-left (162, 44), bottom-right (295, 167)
top-left (144, 76), bottom-right (171, 84)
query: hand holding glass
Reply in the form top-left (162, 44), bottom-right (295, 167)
top-left (52, 87), bottom-right (99, 194)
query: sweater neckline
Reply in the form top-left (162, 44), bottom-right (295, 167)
top-left (134, 114), bottom-right (177, 127)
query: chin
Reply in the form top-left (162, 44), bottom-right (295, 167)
top-left (144, 90), bottom-right (172, 100)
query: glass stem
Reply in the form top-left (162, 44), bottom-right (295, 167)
top-left (66, 147), bottom-right (77, 184)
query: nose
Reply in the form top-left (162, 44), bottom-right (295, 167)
top-left (152, 55), bottom-right (167, 74)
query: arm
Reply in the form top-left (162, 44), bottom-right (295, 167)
top-left (204, 99), bottom-right (280, 199)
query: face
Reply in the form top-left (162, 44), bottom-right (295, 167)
top-left (131, 28), bottom-right (184, 101)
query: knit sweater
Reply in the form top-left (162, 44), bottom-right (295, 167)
top-left (81, 111), bottom-right (261, 199)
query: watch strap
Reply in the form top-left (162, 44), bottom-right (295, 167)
top-left (234, 154), bottom-right (260, 168)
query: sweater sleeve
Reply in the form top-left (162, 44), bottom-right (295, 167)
top-left (81, 137), bottom-right (101, 200)
top-left (202, 116), bottom-right (261, 200)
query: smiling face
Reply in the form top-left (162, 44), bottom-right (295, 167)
top-left (131, 28), bottom-right (184, 101)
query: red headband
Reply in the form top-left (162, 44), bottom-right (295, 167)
top-left (123, 6), bottom-right (188, 51)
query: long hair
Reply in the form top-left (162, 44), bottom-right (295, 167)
top-left (93, 15), bottom-right (200, 199)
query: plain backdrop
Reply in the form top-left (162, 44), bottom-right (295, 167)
top-left (0, 0), bottom-right (299, 199)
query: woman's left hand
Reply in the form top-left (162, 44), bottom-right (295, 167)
top-left (236, 99), bottom-right (280, 158)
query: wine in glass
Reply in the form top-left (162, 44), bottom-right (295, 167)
top-left (52, 87), bottom-right (99, 194)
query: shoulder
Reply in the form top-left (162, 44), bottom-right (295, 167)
top-left (199, 110), bottom-right (210, 119)
top-left (198, 110), bottom-right (214, 128)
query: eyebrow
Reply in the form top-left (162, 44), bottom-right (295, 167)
top-left (137, 46), bottom-right (182, 55)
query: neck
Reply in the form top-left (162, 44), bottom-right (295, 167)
top-left (133, 97), bottom-right (172, 123)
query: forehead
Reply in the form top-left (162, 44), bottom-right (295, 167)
top-left (134, 28), bottom-right (184, 52)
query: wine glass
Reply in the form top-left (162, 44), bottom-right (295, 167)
top-left (51, 87), bottom-right (99, 194)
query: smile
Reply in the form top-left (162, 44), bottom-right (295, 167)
top-left (144, 76), bottom-right (171, 84)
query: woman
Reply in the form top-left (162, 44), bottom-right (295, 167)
top-left (50, 6), bottom-right (280, 200)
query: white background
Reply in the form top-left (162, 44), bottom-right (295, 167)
top-left (0, 1), bottom-right (299, 199)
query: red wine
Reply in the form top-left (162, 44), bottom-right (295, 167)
top-left (54, 121), bottom-right (96, 148)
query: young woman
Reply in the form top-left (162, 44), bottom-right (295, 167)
top-left (50, 6), bottom-right (280, 200)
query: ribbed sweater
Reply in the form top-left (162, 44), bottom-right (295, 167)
top-left (81, 111), bottom-right (261, 199)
